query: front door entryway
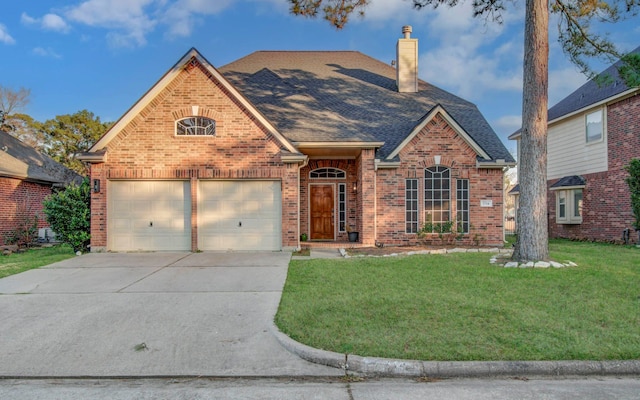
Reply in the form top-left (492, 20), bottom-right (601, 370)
top-left (310, 185), bottom-right (334, 240)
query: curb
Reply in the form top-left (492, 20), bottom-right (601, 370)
top-left (271, 323), bottom-right (640, 378)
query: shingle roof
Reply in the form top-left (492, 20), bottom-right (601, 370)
top-left (550, 175), bottom-right (586, 189)
top-left (0, 131), bottom-right (81, 185)
top-left (220, 51), bottom-right (513, 162)
top-left (548, 46), bottom-right (640, 121)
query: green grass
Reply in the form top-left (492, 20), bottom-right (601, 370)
top-left (275, 239), bottom-right (640, 361)
top-left (0, 245), bottom-right (75, 279)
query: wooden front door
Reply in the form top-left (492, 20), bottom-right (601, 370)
top-left (310, 185), bottom-right (334, 240)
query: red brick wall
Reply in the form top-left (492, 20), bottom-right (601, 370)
top-left (548, 94), bottom-right (640, 243)
top-left (375, 113), bottom-right (506, 247)
top-left (0, 177), bottom-right (51, 245)
top-left (89, 58), bottom-right (297, 251)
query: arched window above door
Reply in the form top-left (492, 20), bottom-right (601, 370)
top-left (309, 168), bottom-right (346, 179)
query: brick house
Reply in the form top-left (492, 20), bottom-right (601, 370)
top-left (79, 27), bottom-right (514, 252)
top-left (509, 46), bottom-right (640, 243)
top-left (0, 131), bottom-right (81, 246)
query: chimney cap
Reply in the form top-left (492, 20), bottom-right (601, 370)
top-left (402, 25), bottom-right (412, 39)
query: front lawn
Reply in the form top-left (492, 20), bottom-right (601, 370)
top-left (0, 245), bottom-right (75, 279)
top-left (275, 240), bottom-right (640, 361)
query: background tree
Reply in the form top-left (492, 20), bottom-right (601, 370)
top-left (288, 0), bottom-right (640, 261)
top-left (0, 85), bottom-right (31, 133)
top-left (33, 110), bottom-right (112, 175)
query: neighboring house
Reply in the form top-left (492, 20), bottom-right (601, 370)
top-left (78, 27), bottom-right (514, 252)
top-left (0, 131), bottom-right (82, 246)
top-left (509, 46), bottom-right (640, 243)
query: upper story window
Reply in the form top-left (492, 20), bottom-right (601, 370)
top-left (176, 117), bottom-right (216, 136)
top-left (585, 109), bottom-right (603, 143)
top-left (310, 168), bottom-right (346, 179)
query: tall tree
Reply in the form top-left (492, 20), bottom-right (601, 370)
top-left (34, 110), bottom-right (112, 175)
top-left (0, 85), bottom-right (31, 133)
top-left (288, 0), bottom-right (639, 261)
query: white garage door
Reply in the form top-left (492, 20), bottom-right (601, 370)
top-left (108, 181), bottom-right (191, 251)
top-left (198, 180), bottom-right (281, 251)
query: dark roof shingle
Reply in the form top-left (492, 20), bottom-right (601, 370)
top-left (0, 131), bottom-right (81, 185)
top-left (548, 45), bottom-right (640, 121)
top-left (220, 51), bottom-right (513, 162)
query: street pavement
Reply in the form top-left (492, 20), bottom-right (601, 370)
top-left (1, 377), bottom-right (640, 399)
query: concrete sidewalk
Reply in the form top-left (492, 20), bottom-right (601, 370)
top-left (0, 252), bottom-right (340, 378)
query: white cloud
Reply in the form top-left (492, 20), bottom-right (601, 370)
top-left (162, 0), bottom-right (233, 37)
top-left (21, 13), bottom-right (38, 25)
top-left (42, 14), bottom-right (71, 32)
top-left (21, 12), bottom-right (70, 33)
top-left (0, 24), bottom-right (15, 44)
top-left (417, 4), bottom-right (525, 100)
top-left (32, 47), bottom-right (62, 58)
top-left (64, 0), bottom-right (157, 47)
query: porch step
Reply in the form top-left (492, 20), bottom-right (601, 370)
top-left (302, 241), bottom-right (368, 249)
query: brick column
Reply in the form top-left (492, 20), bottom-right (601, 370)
top-left (358, 149), bottom-right (376, 246)
top-left (89, 164), bottom-right (107, 251)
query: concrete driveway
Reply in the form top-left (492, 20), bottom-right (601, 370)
top-left (0, 252), bottom-right (339, 377)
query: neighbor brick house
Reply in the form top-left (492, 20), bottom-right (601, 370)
top-left (79, 27), bottom-right (515, 252)
top-left (509, 46), bottom-right (640, 243)
top-left (0, 131), bottom-right (81, 246)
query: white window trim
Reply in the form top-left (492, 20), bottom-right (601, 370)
top-left (309, 168), bottom-right (347, 179)
top-left (553, 187), bottom-right (584, 224)
top-left (585, 108), bottom-right (605, 145)
top-left (424, 166), bottom-right (451, 229)
top-left (175, 116), bottom-right (216, 136)
top-left (338, 183), bottom-right (347, 233)
top-left (405, 178), bottom-right (419, 234)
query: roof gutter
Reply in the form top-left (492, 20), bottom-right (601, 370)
top-left (76, 151), bottom-right (107, 163)
top-left (294, 141), bottom-right (384, 149)
top-left (476, 159), bottom-right (517, 169)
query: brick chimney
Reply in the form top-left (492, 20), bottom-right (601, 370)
top-left (396, 25), bottom-right (418, 93)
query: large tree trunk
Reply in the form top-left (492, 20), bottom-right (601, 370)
top-left (513, 0), bottom-right (549, 261)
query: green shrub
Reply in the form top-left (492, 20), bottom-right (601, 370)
top-left (43, 178), bottom-right (91, 252)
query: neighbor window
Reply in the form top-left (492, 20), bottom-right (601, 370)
top-left (456, 179), bottom-right (469, 233)
top-left (556, 189), bottom-right (583, 224)
top-left (405, 179), bottom-right (418, 233)
top-left (585, 109), bottom-right (603, 143)
top-left (424, 166), bottom-right (450, 229)
top-left (176, 117), bottom-right (216, 136)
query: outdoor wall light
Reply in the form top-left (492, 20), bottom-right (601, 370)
top-left (93, 179), bottom-right (100, 193)
top-left (353, 181), bottom-right (357, 193)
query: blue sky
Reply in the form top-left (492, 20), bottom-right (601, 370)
top-left (1, 0), bottom-right (638, 153)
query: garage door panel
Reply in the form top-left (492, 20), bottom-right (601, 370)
top-left (108, 181), bottom-right (191, 251)
top-left (198, 180), bottom-right (281, 251)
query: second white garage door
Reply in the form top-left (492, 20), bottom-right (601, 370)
top-left (198, 180), bottom-right (282, 251)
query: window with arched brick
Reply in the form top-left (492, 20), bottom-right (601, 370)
top-left (424, 166), bottom-right (451, 228)
top-left (175, 117), bottom-right (216, 136)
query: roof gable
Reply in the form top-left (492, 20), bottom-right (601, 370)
top-left (89, 48), bottom-right (298, 154)
top-left (386, 104), bottom-right (490, 161)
